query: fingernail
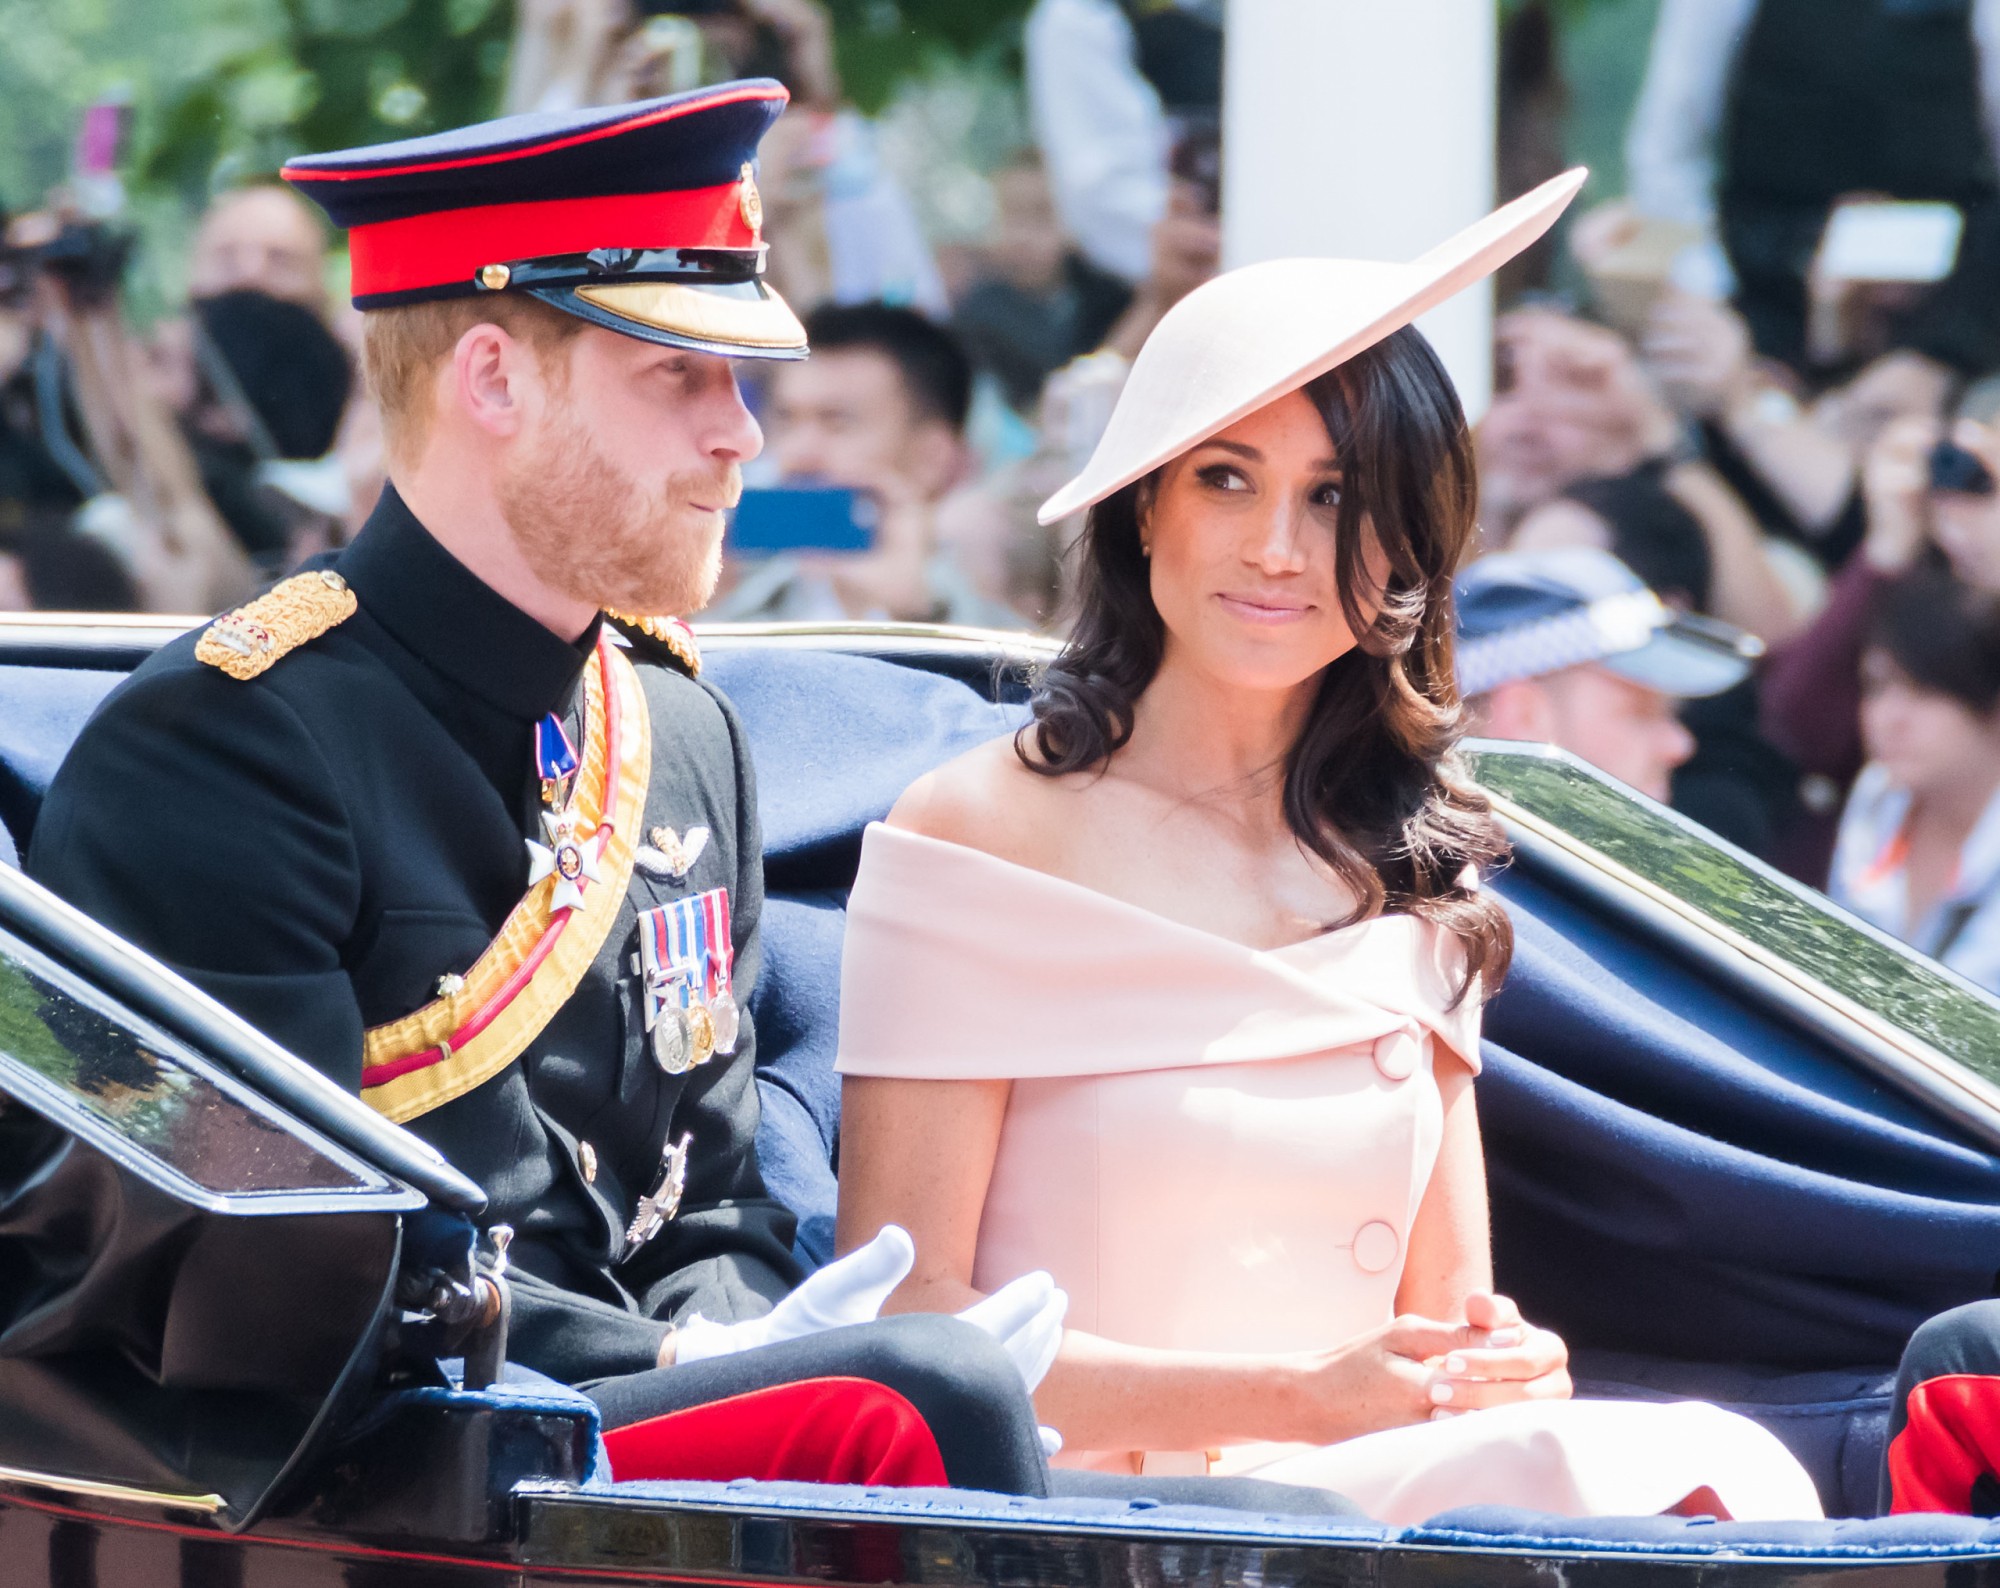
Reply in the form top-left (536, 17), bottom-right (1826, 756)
top-left (1429, 1381), bottom-right (1454, 1405)
top-left (1430, 1407), bottom-right (1458, 1421)
top-left (1487, 1329), bottom-right (1523, 1348)
top-left (1444, 1355), bottom-right (1466, 1374)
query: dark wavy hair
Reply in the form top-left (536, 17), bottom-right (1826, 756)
top-left (1017, 325), bottom-right (1512, 1002)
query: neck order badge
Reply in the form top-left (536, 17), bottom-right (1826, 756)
top-left (359, 637), bottom-right (653, 1123)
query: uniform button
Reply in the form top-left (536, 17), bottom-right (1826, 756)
top-left (1352, 1220), bottom-right (1400, 1274)
top-left (579, 1141), bottom-right (599, 1184)
top-left (1372, 1030), bottom-right (1421, 1081)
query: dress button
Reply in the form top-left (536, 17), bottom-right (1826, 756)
top-left (1372, 1029), bottom-right (1421, 1081)
top-left (579, 1141), bottom-right (599, 1184)
top-left (1352, 1219), bottom-right (1401, 1274)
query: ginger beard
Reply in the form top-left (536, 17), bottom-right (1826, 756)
top-left (495, 396), bottom-right (740, 616)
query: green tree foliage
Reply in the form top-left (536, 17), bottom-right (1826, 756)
top-left (2, 0), bottom-right (1645, 312)
top-left (0, 0), bottom-right (273, 215)
top-left (821, 0), bottom-right (1032, 115)
top-left (0, 0), bottom-right (1035, 223)
top-left (143, 0), bottom-right (514, 208)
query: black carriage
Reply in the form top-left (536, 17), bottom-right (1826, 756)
top-left (3, 614), bottom-right (2000, 1587)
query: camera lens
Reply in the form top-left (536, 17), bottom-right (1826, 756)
top-left (1928, 439), bottom-right (1997, 497)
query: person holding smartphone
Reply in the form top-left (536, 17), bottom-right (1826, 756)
top-left (1627, 0), bottom-right (2000, 372)
top-left (710, 301), bottom-right (1019, 626)
top-left (1761, 387), bottom-right (2000, 883)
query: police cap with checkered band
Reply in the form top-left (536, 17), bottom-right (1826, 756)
top-left (1455, 547), bottom-right (1763, 701)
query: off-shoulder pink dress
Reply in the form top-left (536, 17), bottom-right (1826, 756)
top-left (835, 823), bottom-right (1823, 1524)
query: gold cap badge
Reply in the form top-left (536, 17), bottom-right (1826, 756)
top-left (738, 162), bottom-right (762, 236)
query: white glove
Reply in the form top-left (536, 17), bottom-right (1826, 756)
top-left (676, 1230), bottom-right (1071, 1403)
top-left (960, 1274), bottom-right (1068, 1461)
top-left (675, 1225), bottom-right (919, 1364)
top-left (956, 1269), bottom-right (1068, 1392)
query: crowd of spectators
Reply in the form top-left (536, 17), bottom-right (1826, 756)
top-left (12, 0), bottom-right (2000, 988)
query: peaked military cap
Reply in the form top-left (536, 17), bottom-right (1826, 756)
top-left (282, 80), bottom-right (807, 360)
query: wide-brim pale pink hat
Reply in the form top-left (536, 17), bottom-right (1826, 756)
top-left (1036, 168), bottom-right (1589, 526)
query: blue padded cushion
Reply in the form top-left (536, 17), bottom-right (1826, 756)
top-left (706, 649), bottom-right (1026, 1267)
top-left (1409, 1507), bottom-right (2000, 1556)
top-left (0, 664), bottom-right (120, 852)
top-left (750, 890), bottom-right (849, 1266)
top-left (547, 1480), bottom-right (2000, 1557)
top-left (703, 648), bottom-right (1024, 894)
top-left (1482, 874), bottom-right (2000, 1378)
top-left (589, 1476), bottom-right (1396, 1540)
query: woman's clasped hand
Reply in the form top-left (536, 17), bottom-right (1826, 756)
top-left (1301, 1292), bottom-right (1571, 1441)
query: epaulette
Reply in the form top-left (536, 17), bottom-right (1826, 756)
top-left (606, 610), bottom-right (701, 677)
top-left (195, 569), bottom-right (357, 681)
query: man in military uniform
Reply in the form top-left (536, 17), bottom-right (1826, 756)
top-left (25, 82), bottom-right (1061, 1492)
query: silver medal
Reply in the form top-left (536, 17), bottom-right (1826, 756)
top-left (710, 988), bottom-right (740, 1054)
top-left (652, 1003), bottom-right (696, 1074)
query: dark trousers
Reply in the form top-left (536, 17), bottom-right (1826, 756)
top-left (1718, 193), bottom-right (1830, 371)
top-left (583, 1314), bottom-right (1360, 1514)
top-left (1884, 1298), bottom-right (2000, 1514)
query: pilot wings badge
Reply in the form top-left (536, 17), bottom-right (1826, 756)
top-left (636, 823), bottom-right (709, 881)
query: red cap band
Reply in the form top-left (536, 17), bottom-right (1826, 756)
top-left (347, 182), bottom-right (755, 300)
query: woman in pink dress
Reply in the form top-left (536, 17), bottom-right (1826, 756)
top-left (832, 173), bottom-right (1822, 1524)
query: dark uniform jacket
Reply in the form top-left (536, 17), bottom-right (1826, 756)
top-left (28, 486), bottom-right (801, 1384)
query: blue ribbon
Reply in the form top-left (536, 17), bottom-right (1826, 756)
top-left (535, 713), bottom-right (579, 785)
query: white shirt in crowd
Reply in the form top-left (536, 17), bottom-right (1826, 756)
top-left (1625, 0), bottom-right (2000, 229)
top-left (1828, 760), bottom-right (2000, 996)
top-left (1023, 0), bottom-right (1171, 283)
top-left (820, 110), bottom-right (950, 320)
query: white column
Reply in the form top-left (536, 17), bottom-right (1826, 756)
top-left (1221, 0), bottom-right (1499, 416)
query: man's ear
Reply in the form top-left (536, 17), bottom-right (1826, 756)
top-left (907, 419), bottom-right (969, 500)
top-left (1480, 677), bottom-right (1559, 745)
top-left (452, 322), bottom-right (538, 440)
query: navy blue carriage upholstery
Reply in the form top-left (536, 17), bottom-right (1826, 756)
top-left (0, 664), bottom-right (120, 868)
top-left (6, 647), bottom-right (2000, 1522)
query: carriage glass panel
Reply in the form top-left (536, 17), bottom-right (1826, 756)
top-left (0, 923), bottom-right (407, 1212)
top-left (1468, 742), bottom-right (2000, 1104)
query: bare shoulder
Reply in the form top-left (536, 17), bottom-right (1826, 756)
top-left (885, 731), bottom-right (1080, 868)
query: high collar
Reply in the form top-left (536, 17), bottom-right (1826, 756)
top-left (338, 483), bottom-right (599, 722)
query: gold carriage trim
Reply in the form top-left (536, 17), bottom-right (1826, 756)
top-left (359, 642), bottom-right (653, 1124)
top-left (607, 610), bottom-right (702, 676)
top-left (196, 570), bottom-right (357, 681)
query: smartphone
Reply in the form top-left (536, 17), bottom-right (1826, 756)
top-left (728, 487), bottom-right (877, 555)
top-left (1818, 201), bottom-right (1964, 285)
top-left (1170, 120), bottom-right (1222, 217)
